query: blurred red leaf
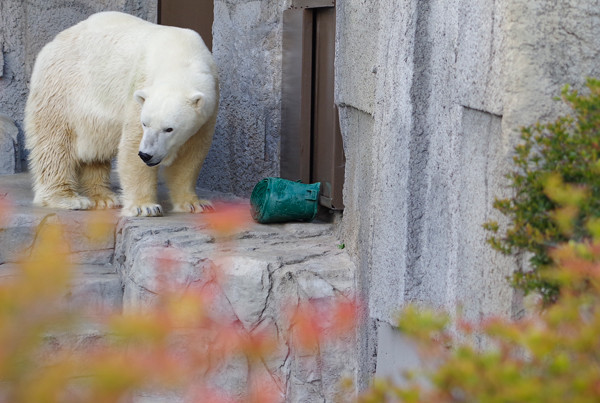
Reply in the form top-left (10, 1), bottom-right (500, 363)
top-left (202, 202), bottom-right (253, 238)
top-left (330, 298), bottom-right (359, 336)
top-left (248, 374), bottom-right (283, 403)
top-left (289, 301), bottom-right (324, 352)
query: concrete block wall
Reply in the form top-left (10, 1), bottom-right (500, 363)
top-left (202, 0), bottom-right (292, 196)
top-left (0, 0), bottom-right (157, 172)
top-left (336, 0), bottom-right (600, 387)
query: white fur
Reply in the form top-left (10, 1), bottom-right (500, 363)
top-left (25, 11), bottom-right (219, 216)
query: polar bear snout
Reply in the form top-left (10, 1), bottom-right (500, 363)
top-left (138, 151), bottom-right (160, 167)
top-left (138, 151), bottom-right (153, 162)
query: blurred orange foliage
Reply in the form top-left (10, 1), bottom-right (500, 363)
top-left (201, 202), bottom-right (253, 239)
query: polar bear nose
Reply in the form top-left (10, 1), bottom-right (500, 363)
top-left (138, 151), bottom-right (153, 163)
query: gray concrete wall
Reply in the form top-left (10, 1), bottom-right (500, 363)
top-left (0, 0), bottom-right (157, 172)
top-left (336, 0), bottom-right (600, 388)
top-left (202, 0), bottom-right (291, 196)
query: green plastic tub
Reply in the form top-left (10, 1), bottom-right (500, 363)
top-left (250, 178), bottom-right (321, 224)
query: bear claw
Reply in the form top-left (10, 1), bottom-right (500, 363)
top-left (123, 203), bottom-right (164, 217)
top-left (172, 199), bottom-right (214, 213)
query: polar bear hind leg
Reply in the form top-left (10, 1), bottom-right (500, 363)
top-left (28, 134), bottom-right (93, 210)
top-left (78, 161), bottom-right (120, 209)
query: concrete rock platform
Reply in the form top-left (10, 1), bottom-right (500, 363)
top-left (0, 173), bottom-right (357, 402)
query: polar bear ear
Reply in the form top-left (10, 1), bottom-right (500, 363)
top-left (134, 89), bottom-right (148, 105)
top-left (190, 92), bottom-right (206, 110)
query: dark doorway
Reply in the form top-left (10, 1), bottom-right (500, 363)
top-left (158, 0), bottom-right (214, 51)
top-left (281, 1), bottom-right (344, 210)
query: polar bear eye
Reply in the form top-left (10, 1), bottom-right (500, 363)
top-left (165, 128), bottom-right (173, 133)
top-left (142, 122), bottom-right (148, 127)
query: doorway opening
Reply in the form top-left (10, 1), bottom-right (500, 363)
top-left (281, 1), bottom-right (345, 210)
top-left (157, 0), bottom-right (214, 51)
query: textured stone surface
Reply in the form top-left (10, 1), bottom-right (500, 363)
top-left (0, 211), bottom-right (46, 263)
top-left (221, 256), bottom-right (271, 329)
top-left (0, 263), bottom-right (122, 316)
top-left (454, 1), bottom-right (504, 115)
top-left (0, 113), bottom-right (18, 174)
top-left (203, 0), bottom-right (292, 196)
top-left (374, 321), bottom-right (421, 387)
top-left (0, 172), bottom-right (357, 401)
top-left (65, 264), bottom-right (122, 315)
top-left (0, 0), bottom-right (157, 169)
top-left (335, 0), bottom-right (378, 115)
top-left (0, 203), bottom-right (119, 266)
top-left (115, 213), bottom-right (356, 401)
top-left (503, 1), bottom-right (600, 129)
top-left (335, 0), bottom-right (600, 388)
top-left (0, 206), bottom-right (118, 266)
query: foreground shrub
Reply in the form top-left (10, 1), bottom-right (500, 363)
top-left (359, 232), bottom-right (600, 402)
top-left (484, 78), bottom-right (600, 302)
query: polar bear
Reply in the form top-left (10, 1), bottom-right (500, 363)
top-left (24, 11), bottom-right (219, 216)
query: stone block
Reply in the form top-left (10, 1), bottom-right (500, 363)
top-left (454, 108), bottom-right (516, 322)
top-left (454, 0), bottom-right (503, 115)
top-left (0, 208), bottom-right (119, 266)
top-left (121, 245), bottom-right (215, 314)
top-left (65, 264), bottom-right (123, 316)
top-left (375, 321), bottom-right (421, 387)
top-left (335, 0), bottom-right (378, 114)
top-left (0, 211), bottom-right (46, 263)
top-left (0, 113), bottom-right (18, 174)
top-left (220, 256), bottom-right (271, 330)
top-left (22, 210), bottom-right (120, 265)
top-left (114, 210), bottom-right (356, 400)
top-left (56, 210), bottom-right (119, 264)
top-left (0, 263), bottom-right (122, 317)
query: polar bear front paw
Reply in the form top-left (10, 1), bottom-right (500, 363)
top-left (122, 203), bottom-right (164, 217)
top-left (172, 199), bottom-right (214, 213)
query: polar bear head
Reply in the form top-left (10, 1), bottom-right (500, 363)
top-left (134, 86), bottom-right (212, 167)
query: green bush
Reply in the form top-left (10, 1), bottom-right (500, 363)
top-left (484, 78), bottom-right (600, 302)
